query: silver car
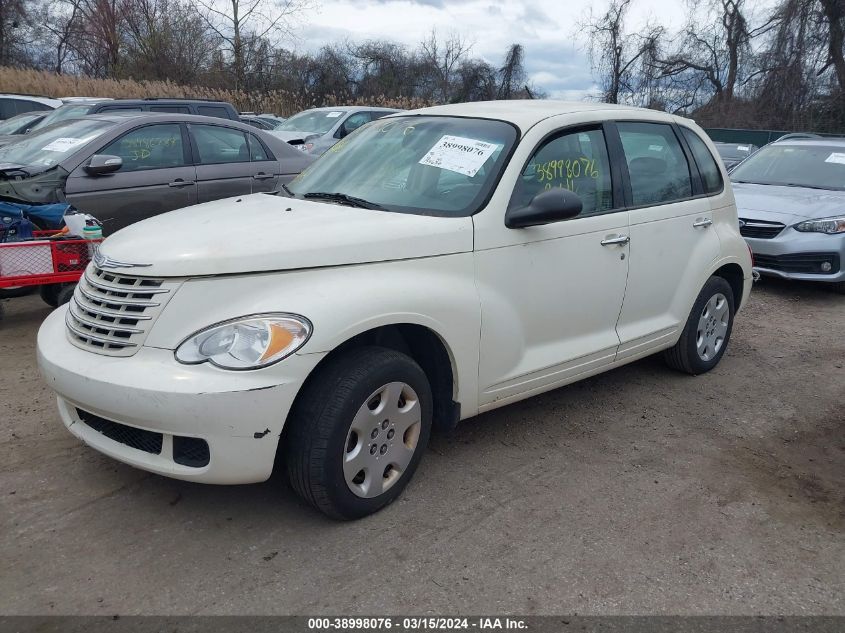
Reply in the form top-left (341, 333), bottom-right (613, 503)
top-left (271, 106), bottom-right (401, 156)
top-left (731, 138), bottom-right (845, 293)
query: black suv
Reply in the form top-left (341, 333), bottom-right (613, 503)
top-left (32, 98), bottom-right (239, 133)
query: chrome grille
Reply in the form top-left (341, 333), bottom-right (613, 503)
top-left (739, 218), bottom-right (785, 239)
top-left (66, 266), bottom-right (180, 356)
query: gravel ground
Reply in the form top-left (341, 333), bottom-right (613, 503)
top-left (0, 279), bottom-right (843, 615)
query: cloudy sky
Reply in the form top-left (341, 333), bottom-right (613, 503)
top-left (293, 0), bottom-right (689, 99)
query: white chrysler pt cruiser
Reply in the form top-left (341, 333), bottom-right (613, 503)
top-left (38, 101), bottom-right (752, 519)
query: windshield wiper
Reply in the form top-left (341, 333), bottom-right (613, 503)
top-left (303, 191), bottom-right (386, 210)
top-left (780, 183), bottom-right (833, 190)
top-left (279, 182), bottom-right (294, 197)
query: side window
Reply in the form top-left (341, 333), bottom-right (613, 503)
top-left (197, 105), bottom-right (230, 119)
top-left (617, 122), bottom-right (692, 206)
top-left (247, 134), bottom-right (271, 161)
top-left (150, 105), bottom-right (190, 114)
top-left (510, 127), bottom-right (615, 216)
top-left (97, 106), bottom-right (143, 113)
top-left (681, 127), bottom-right (723, 194)
top-left (16, 100), bottom-right (52, 114)
top-left (190, 124), bottom-right (249, 164)
top-left (0, 99), bottom-right (16, 119)
top-left (343, 112), bottom-right (371, 133)
top-left (99, 124), bottom-right (186, 172)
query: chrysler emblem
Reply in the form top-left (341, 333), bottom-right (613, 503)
top-left (93, 248), bottom-right (152, 270)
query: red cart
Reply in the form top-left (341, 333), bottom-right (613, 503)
top-left (0, 229), bottom-right (102, 316)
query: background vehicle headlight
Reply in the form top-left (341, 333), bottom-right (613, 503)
top-left (793, 216), bottom-right (845, 234)
top-left (175, 314), bottom-right (311, 370)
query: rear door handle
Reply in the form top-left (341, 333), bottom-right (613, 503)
top-left (253, 173), bottom-right (274, 181)
top-left (693, 217), bottom-right (713, 228)
top-left (168, 179), bottom-right (194, 188)
top-left (600, 234), bottom-right (630, 246)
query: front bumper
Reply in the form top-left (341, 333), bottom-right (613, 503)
top-left (37, 306), bottom-right (325, 484)
top-left (744, 228), bottom-right (845, 283)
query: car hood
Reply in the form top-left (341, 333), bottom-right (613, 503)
top-left (0, 135), bottom-right (21, 148)
top-left (270, 130), bottom-right (321, 143)
top-left (97, 193), bottom-right (474, 277)
top-left (732, 182), bottom-right (845, 224)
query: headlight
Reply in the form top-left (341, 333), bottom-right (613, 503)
top-left (793, 216), bottom-right (845, 234)
top-left (175, 314), bottom-right (311, 370)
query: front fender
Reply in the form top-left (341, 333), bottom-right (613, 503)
top-left (145, 253), bottom-right (481, 416)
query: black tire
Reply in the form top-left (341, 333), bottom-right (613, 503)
top-left (39, 284), bottom-right (62, 308)
top-left (56, 284), bottom-right (76, 306)
top-left (0, 286), bottom-right (33, 299)
top-left (664, 276), bottom-right (735, 375)
top-left (285, 346), bottom-right (433, 520)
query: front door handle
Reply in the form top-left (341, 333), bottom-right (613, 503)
top-left (693, 217), bottom-right (713, 228)
top-left (168, 179), bottom-right (194, 188)
top-left (600, 234), bottom-right (630, 246)
top-left (253, 173), bottom-right (274, 181)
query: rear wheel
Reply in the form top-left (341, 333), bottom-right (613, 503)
top-left (664, 276), bottom-right (735, 375)
top-left (285, 346), bottom-right (432, 519)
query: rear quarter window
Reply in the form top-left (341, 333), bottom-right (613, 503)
top-left (197, 105), bottom-right (234, 119)
top-left (681, 127), bottom-right (724, 194)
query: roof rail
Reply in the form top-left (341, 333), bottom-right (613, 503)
top-left (138, 97), bottom-right (227, 103)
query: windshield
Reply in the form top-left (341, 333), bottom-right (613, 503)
top-left (0, 112), bottom-right (42, 135)
top-left (0, 118), bottom-right (113, 168)
top-left (730, 144), bottom-right (845, 190)
top-left (276, 109), bottom-right (348, 135)
top-left (33, 104), bottom-right (97, 131)
top-left (288, 115), bottom-right (518, 217)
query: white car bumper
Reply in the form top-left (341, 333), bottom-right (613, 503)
top-left (37, 306), bottom-right (325, 484)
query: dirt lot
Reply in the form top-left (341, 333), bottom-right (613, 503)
top-left (0, 280), bottom-right (842, 615)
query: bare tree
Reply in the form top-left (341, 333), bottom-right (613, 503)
top-left (418, 29), bottom-right (473, 102)
top-left (584, 0), bottom-right (664, 104)
top-left (194, 0), bottom-right (311, 89)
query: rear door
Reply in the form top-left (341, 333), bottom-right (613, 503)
top-left (612, 121), bottom-right (721, 360)
top-left (189, 123), bottom-right (255, 202)
top-left (64, 122), bottom-right (197, 234)
top-left (245, 132), bottom-right (280, 193)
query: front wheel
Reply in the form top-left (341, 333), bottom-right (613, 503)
top-left (664, 276), bottom-right (735, 375)
top-left (285, 346), bottom-right (433, 519)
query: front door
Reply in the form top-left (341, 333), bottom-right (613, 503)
top-left (64, 122), bottom-right (197, 234)
top-left (474, 124), bottom-right (630, 409)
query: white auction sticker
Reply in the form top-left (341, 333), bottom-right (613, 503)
top-left (325, 111), bottom-right (343, 118)
top-left (41, 137), bottom-right (88, 153)
top-left (418, 135), bottom-right (499, 177)
top-left (737, 145), bottom-right (750, 152)
top-left (648, 144), bottom-right (664, 151)
top-left (824, 152), bottom-right (845, 165)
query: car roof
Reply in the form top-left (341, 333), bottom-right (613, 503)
top-left (771, 137), bottom-right (845, 147)
top-left (82, 112), bottom-right (256, 126)
top-left (399, 99), bottom-right (683, 131)
top-left (0, 94), bottom-right (63, 107)
top-left (305, 106), bottom-right (401, 114)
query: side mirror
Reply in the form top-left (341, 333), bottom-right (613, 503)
top-left (505, 188), bottom-right (583, 229)
top-left (84, 154), bottom-right (123, 176)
